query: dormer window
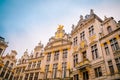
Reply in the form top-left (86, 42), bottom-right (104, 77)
top-left (107, 26), bottom-right (112, 33)
top-left (89, 26), bottom-right (94, 36)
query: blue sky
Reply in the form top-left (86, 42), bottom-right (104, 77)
top-left (0, 0), bottom-right (120, 58)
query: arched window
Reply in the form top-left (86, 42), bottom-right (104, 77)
top-left (5, 61), bottom-right (9, 67)
top-left (10, 63), bottom-right (13, 69)
top-left (36, 52), bottom-right (39, 58)
top-left (107, 26), bottom-right (112, 33)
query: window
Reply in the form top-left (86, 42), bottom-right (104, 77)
top-left (18, 68), bottom-right (21, 73)
top-left (107, 26), bottom-right (112, 33)
top-left (0, 68), bottom-right (6, 77)
top-left (9, 63), bottom-right (13, 70)
top-left (80, 31), bottom-right (85, 41)
top-left (47, 52), bottom-right (51, 61)
top-left (94, 67), bottom-right (102, 77)
top-left (0, 48), bottom-right (3, 55)
top-left (24, 74), bottom-right (29, 80)
top-left (40, 53), bottom-right (43, 57)
top-left (34, 72), bottom-right (39, 80)
top-left (53, 63), bottom-right (58, 78)
top-left (37, 61), bottom-right (41, 68)
top-left (83, 71), bottom-right (89, 80)
top-left (110, 38), bottom-right (119, 51)
top-left (9, 74), bottom-right (13, 80)
top-left (115, 57), bottom-right (120, 72)
top-left (20, 76), bottom-right (23, 80)
top-left (91, 44), bottom-right (98, 60)
top-left (62, 62), bottom-right (67, 78)
top-left (45, 65), bottom-right (49, 79)
top-left (32, 62), bottom-right (36, 68)
top-left (5, 61), bottom-right (9, 67)
top-left (73, 54), bottom-right (78, 67)
top-left (63, 49), bottom-right (67, 59)
top-left (82, 51), bottom-right (87, 60)
top-left (104, 42), bottom-right (110, 55)
top-left (5, 70), bottom-right (10, 79)
top-left (108, 60), bottom-right (114, 75)
top-left (74, 74), bottom-right (79, 80)
top-left (28, 62), bottom-right (32, 69)
top-left (54, 51), bottom-right (59, 61)
top-left (36, 52), bottom-right (39, 58)
top-left (89, 26), bottom-right (94, 36)
top-left (73, 37), bottom-right (78, 46)
top-left (29, 73), bottom-right (34, 80)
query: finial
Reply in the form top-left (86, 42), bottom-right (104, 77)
top-left (104, 16), bottom-right (107, 19)
top-left (26, 49), bottom-right (28, 52)
top-left (38, 41), bottom-right (41, 45)
top-left (57, 25), bottom-right (64, 31)
top-left (80, 15), bottom-right (83, 20)
top-left (72, 24), bottom-right (75, 30)
top-left (90, 9), bottom-right (94, 15)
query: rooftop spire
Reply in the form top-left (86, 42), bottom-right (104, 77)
top-left (90, 9), bottom-right (94, 15)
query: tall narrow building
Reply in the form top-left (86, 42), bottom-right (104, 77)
top-left (43, 25), bottom-right (72, 80)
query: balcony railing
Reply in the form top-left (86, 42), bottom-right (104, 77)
top-left (76, 58), bottom-right (91, 70)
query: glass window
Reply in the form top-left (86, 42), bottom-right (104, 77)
top-left (32, 62), bottom-right (36, 68)
top-left (29, 73), bottom-right (34, 80)
top-left (82, 51), bottom-right (87, 60)
top-left (37, 61), bottom-right (41, 68)
top-left (73, 37), bottom-right (78, 46)
top-left (54, 51), bottom-right (59, 61)
top-left (94, 67), bottom-right (102, 77)
top-left (5, 70), bottom-right (10, 79)
top-left (110, 38), bottom-right (119, 51)
top-left (89, 26), bottom-right (94, 36)
top-left (107, 26), bottom-right (112, 33)
top-left (5, 61), bottom-right (9, 67)
top-left (47, 52), bottom-right (51, 61)
top-left (73, 54), bottom-right (78, 67)
top-left (91, 44), bottom-right (98, 60)
top-left (63, 49), bottom-right (67, 59)
top-left (28, 62), bottom-right (32, 69)
top-left (115, 57), bottom-right (120, 72)
top-left (62, 62), bottom-right (67, 78)
top-left (83, 71), bottom-right (89, 80)
top-left (104, 42), bottom-right (110, 55)
top-left (80, 31), bottom-right (85, 41)
top-left (108, 60), bottom-right (114, 75)
top-left (36, 52), bottom-right (39, 58)
top-left (45, 65), bottom-right (49, 79)
top-left (24, 74), bottom-right (29, 80)
top-left (34, 72), bottom-right (39, 80)
top-left (74, 74), bottom-right (79, 80)
top-left (53, 63), bottom-right (58, 78)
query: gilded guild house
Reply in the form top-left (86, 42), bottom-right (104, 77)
top-left (0, 9), bottom-right (120, 80)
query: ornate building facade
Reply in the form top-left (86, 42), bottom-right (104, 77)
top-left (0, 37), bottom-right (17, 80)
top-left (0, 9), bottom-right (120, 80)
top-left (71, 9), bottom-right (120, 80)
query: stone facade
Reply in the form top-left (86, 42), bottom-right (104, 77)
top-left (0, 9), bottom-right (120, 80)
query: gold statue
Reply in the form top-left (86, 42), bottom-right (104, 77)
top-left (55, 25), bottom-right (64, 38)
top-left (57, 25), bottom-right (64, 30)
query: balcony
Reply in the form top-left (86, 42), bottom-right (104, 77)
top-left (76, 58), bottom-right (91, 71)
